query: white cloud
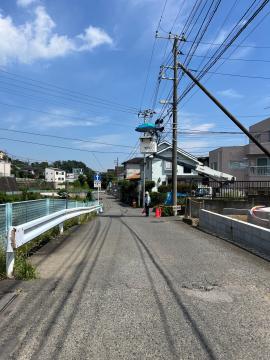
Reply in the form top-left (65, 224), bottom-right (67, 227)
top-left (0, 6), bottom-right (113, 65)
top-left (78, 26), bottom-right (113, 51)
top-left (28, 108), bottom-right (108, 129)
top-left (17, 0), bottom-right (38, 7)
top-left (179, 139), bottom-right (209, 151)
top-left (218, 88), bottom-right (243, 99)
top-left (179, 111), bottom-right (215, 131)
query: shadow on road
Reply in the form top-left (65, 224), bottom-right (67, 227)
top-left (120, 217), bottom-right (217, 360)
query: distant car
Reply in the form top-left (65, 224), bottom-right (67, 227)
top-left (195, 187), bottom-right (212, 198)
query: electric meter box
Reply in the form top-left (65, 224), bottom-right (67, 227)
top-left (140, 136), bottom-right (157, 154)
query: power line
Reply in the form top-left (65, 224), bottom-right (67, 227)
top-left (0, 137), bottom-right (131, 154)
top-left (205, 70), bottom-right (270, 80)
top-left (0, 68), bottom-right (138, 112)
top-left (179, 0), bottom-right (270, 102)
top-left (139, 0), bottom-right (168, 110)
top-left (185, 39), bottom-right (270, 49)
top-left (0, 127), bottom-right (134, 149)
top-left (181, 3), bottom-right (270, 108)
top-left (0, 101), bottom-right (136, 129)
top-left (0, 77), bottom-right (137, 115)
top-left (185, 53), bottom-right (270, 63)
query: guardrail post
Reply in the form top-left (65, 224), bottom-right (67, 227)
top-left (46, 198), bottom-right (50, 215)
top-left (6, 228), bottom-right (15, 278)
top-left (59, 223), bottom-right (64, 234)
top-left (5, 203), bottom-right (12, 234)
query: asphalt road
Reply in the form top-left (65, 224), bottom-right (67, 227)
top-left (0, 195), bottom-right (270, 359)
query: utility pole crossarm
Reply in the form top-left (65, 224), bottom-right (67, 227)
top-left (178, 63), bottom-right (270, 159)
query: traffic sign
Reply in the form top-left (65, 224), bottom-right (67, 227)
top-left (94, 180), bottom-right (101, 188)
top-left (94, 173), bottom-right (101, 181)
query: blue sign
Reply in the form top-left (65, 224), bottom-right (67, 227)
top-left (94, 173), bottom-right (101, 181)
top-left (165, 192), bottom-right (187, 205)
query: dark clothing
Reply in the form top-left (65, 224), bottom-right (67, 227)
top-left (145, 204), bottom-right (150, 217)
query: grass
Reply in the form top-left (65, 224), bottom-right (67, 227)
top-left (13, 254), bottom-right (37, 280)
top-left (0, 212), bottom-right (96, 280)
top-left (0, 246), bottom-right (6, 280)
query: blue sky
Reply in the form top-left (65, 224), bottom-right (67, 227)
top-left (0, 0), bottom-right (270, 170)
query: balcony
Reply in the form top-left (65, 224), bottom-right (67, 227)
top-left (249, 166), bottom-right (270, 176)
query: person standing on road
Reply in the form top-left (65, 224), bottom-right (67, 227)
top-left (145, 191), bottom-right (151, 217)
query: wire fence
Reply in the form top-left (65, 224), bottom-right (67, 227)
top-left (0, 199), bottom-right (97, 248)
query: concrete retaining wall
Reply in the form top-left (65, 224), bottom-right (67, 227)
top-left (199, 209), bottom-right (270, 260)
top-left (222, 208), bottom-right (249, 215)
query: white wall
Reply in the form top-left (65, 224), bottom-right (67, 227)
top-left (0, 161), bottom-right (11, 177)
top-left (45, 168), bottom-right (66, 183)
top-left (146, 148), bottom-right (199, 190)
top-left (200, 209), bottom-right (270, 260)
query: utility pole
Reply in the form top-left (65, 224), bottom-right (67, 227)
top-left (158, 33), bottom-right (184, 216)
top-left (172, 37), bottom-right (179, 216)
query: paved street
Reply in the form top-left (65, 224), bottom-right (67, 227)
top-left (0, 195), bottom-right (270, 359)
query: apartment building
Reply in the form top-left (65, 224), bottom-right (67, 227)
top-left (45, 168), bottom-right (66, 183)
top-left (209, 118), bottom-right (270, 180)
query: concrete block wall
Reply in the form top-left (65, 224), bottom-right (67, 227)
top-left (199, 209), bottom-right (270, 260)
top-left (222, 208), bottom-right (249, 215)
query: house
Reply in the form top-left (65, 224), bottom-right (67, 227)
top-left (66, 168), bottom-right (84, 182)
top-left (0, 159), bottom-right (11, 177)
top-left (72, 168), bottom-right (84, 176)
top-left (0, 150), bottom-right (7, 160)
top-left (123, 141), bottom-right (204, 190)
top-left (145, 141), bottom-right (201, 190)
top-left (122, 157), bottom-right (144, 180)
top-left (209, 117), bottom-right (270, 181)
top-left (45, 168), bottom-right (66, 184)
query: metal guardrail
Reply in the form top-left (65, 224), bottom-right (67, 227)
top-left (0, 199), bottom-right (96, 248)
top-left (6, 203), bottom-right (103, 278)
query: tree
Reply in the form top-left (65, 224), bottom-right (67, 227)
top-left (78, 174), bottom-right (86, 187)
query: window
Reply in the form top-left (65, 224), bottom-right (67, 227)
top-left (164, 161), bottom-right (172, 170)
top-left (229, 160), bottom-right (248, 169)
top-left (56, 171), bottom-right (58, 175)
top-left (62, 172), bottom-right (64, 175)
top-left (211, 162), bottom-right (217, 170)
top-left (183, 166), bottom-right (192, 174)
top-left (257, 158), bottom-right (268, 166)
top-left (254, 134), bottom-right (261, 141)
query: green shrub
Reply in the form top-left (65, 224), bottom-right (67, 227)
top-left (86, 190), bottom-right (92, 201)
top-left (118, 180), bottom-right (138, 205)
top-left (161, 206), bottom-right (173, 217)
top-left (158, 183), bottom-right (197, 194)
top-left (150, 192), bottom-right (166, 206)
top-left (13, 254), bottom-right (37, 280)
top-left (158, 184), bottom-right (172, 193)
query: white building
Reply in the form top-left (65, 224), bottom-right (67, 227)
top-left (0, 160), bottom-right (11, 177)
top-left (45, 168), bottom-right (66, 183)
top-left (145, 141), bottom-right (200, 190)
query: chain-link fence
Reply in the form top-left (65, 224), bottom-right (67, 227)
top-left (0, 199), bottom-right (96, 248)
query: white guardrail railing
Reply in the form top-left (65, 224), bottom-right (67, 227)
top-left (6, 203), bottom-right (103, 278)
